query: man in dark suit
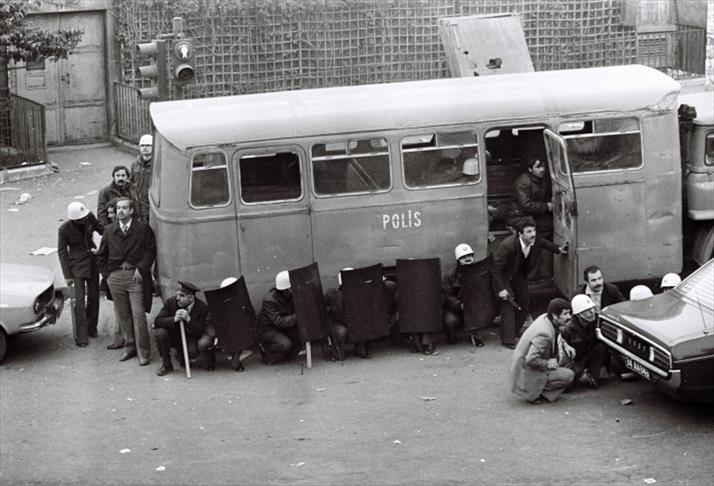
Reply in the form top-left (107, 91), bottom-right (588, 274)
top-left (58, 202), bottom-right (102, 347)
top-left (96, 197), bottom-right (156, 365)
top-left (491, 216), bottom-right (567, 348)
top-left (574, 265), bottom-right (625, 312)
top-left (153, 281), bottom-right (213, 376)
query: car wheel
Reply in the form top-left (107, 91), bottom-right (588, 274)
top-left (0, 330), bottom-right (6, 363)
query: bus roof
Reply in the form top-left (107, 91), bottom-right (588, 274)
top-left (150, 65), bottom-right (680, 151)
top-left (679, 91), bottom-right (714, 125)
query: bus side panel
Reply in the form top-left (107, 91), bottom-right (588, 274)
top-left (310, 196), bottom-right (489, 288)
top-left (155, 218), bottom-right (240, 298)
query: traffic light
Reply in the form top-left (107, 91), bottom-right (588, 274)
top-left (136, 39), bottom-right (168, 101)
top-left (172, 38), bottom-right (195, 84)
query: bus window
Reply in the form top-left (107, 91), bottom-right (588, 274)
top-left (311, 137), bottom-right (390, 195)
top-left (706, 132), bottom-right (713, 166)
top-left (239, 151), bottom-right (302, 203)
top-left (190, 152), bottom-right (230, 207)
top-left (401, 130), bottom-right (479, 188)
top-left (559, 117), bottom-right (642, 173)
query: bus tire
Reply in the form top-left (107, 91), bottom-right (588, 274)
top-left (692, 222), bottom-right (714, 265)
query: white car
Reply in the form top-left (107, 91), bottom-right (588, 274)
top-left (0, 263), bottom-right (65, 362)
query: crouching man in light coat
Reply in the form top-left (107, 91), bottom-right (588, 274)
top-left (508, 298), bottom-right (575, 403)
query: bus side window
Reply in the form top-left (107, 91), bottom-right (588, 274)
top-left (559, 118), bottom-right (642, 173)
top-left (401, 130), bottom-right (479, 188)
top-left (190, 152), bottom-right (230, 207)
top-left (239, 151), bottom-right (302, 203)
top-left (311, 137), bottom-right (390, 196)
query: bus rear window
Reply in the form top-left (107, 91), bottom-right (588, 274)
top-left (559, 118), bottom-right (642, 173)
top-left (401, 130), bottom-right (479, 188)
top-left (311, 138), bottom-right (390, 195)
top-left (239, 151), bottom-right (302, 203)
top-left (190, 152), bottom-right (230, 207)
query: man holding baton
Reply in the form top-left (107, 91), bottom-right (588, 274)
top-left (153, 281), bottom-right (212, 376)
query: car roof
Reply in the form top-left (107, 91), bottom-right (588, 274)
top-left (151, 65), bottom-right (681, 151)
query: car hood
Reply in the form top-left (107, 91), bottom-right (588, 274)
top-left (0, 263), bottom-right (55, 305)
top-left (601, 293), bottom-right (714, 360)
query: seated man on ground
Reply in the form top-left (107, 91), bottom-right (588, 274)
top-left (561, 294), bottom-right (609, 389)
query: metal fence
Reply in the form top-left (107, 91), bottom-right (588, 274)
top-left (0, 94), bottom-right (46, 170)
top-left (114, 82), bottom-right (153, 143)
top-left (637, 25), bottom-right (708, 79)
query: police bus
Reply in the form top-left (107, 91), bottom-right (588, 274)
top-left (146, 64), bottom-right (712, 304)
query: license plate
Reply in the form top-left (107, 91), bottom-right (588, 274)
top-left (624, 356), bottom-right (651, 380)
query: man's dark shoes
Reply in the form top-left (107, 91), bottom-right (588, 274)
top-left (107, 342), bottom-right (124, 350)
top-left (156, 364), bottom-right (173, 376)
top-left (76, 342), bottom-right (88, 348)
top-left (422, 344), bottom-right (435, 355)
top-left (503, 343), bottom-right (516, 350)
top-left (119, 350), bottom-right (137, 362)
top-left (470, 334), bottom-right (484, 347)
top-left (584, 372), bottom-right (599, 389)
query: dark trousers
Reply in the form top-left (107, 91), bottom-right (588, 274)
top-left (259, 326), bottom-right (302, 363)
top-left (573, 342), bottom-right (609, 380)
top-left (500, 275), bottom-right (530, 345)
top-left (72, 272), bottom-right (99, 345)
top-left (154, 327), bottom-right (211, 367)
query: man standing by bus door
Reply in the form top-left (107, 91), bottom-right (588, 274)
top-left (491, 216), bottom-right (566, 349)
top-left (130, 134), bottom-right (153, 224)
top-left (58, 202), bottom-right (102, 347)
top-left (513, 155), bottom-right (554, 279)
top-left (96, 197), bottom-right (156, 365)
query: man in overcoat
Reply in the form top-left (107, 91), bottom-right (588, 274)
top-left (574, 265), bottom-right (625, 312)
top-left (491, 216), bottom-right (566, 348)
top-left (96, 197), bottom-right (156, 365)
top-left (508, 298), bottom-right (575, 403)
top-left (57, 202), bottom-right (102, 346)
top-left (130, 134), bottom-right (153, 223)
top-left (153, 281), bottom-right (212, 376)
top-left (97, 165), bottom-right (139, 228)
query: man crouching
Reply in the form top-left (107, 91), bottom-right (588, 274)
top-left (154, 281), bottom-right (212, 376)
top-left (508, 298), bottom-right (575, 403)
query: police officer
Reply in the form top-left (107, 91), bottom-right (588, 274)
top-left (257, 271), bottom-right (302, 364)
top-left (629, 285), bottom-right (654, 301)
top-left (442, 243), bottom-right (484, 346)
top-left (324, 268), bottom-right (371, 360)
top-left (154, 281), bottom-right (212, 376)
top-left (561, 294), bottom-right (609, 389)
top-left (660, 273), bottom-right (681, 292)
top-left (130, 134), bottom-right (154, 223)
top-left (57, 202), bottom-right (102, 347)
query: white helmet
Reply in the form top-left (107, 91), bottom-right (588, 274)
top-left (139, 134), bottom-right (153, 146)
top-left (630, 285), bottom-right (653, 301)
top-left (454, 243), bottom-right (474, 261)
top-left (660, 273), bottom-right (681, 289)
top-left (220, 277), bottom-right (238, 288)
top-left (337, 267), bottom-right (354, 287)
top-left (67, 201), bottom-right (89, 221)
top-left (461, 157), bottom-right (479, 176)
top-left (275, 271), bottom-right (291, 291)
top-left (571, 294), bottom-right (595, 315)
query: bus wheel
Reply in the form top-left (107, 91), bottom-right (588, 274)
top-left (692, 222), bottom-right (714, 265)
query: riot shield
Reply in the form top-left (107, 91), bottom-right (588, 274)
top-left (342, 264), bottom-right (390, 342)
top-left (204, 276), bottom-right (258, 353)
top-left (289, 263), bottom-right (329, 343)
top-left (396, 258), bottom-right (442, 333)
top-left (461, 254), bottom-right (498, 332)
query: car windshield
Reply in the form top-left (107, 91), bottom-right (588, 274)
top-left (673, 259), bottom-right (713, 311)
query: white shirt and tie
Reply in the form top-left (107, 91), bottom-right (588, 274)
top-left (120, 219), bottom-right (132, 235)
top-left (519, 237), bottom-right (533, 259)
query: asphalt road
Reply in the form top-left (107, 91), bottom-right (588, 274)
top-left (1, 145), bottom-right (713, 486)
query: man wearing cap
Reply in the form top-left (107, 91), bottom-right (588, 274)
top-left (508, 298), bottom-right (575, 403)
top-left (443, 243), bottom-right (484, 346)
top-left (58, 202), bottom-right (103, 347)
top-left (257, 270), bottom-right (302, 364)
top-left (574, 265), bottom-right (625, 312)
top-left (561, 294), bottom-right (609, 389)
top-left (96, 197), bottom-right (156, 365)
top-left (491, 216), bottom-right (567, 349)
top-left (153, 281), bottom-right (212, 376)
top-left (97, 165), bottom-right (139, 228)
top-left (130, 134), bottom-right (153, 224)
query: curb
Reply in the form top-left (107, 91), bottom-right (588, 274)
top-left (0, 164), bottom-right (54, 184)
